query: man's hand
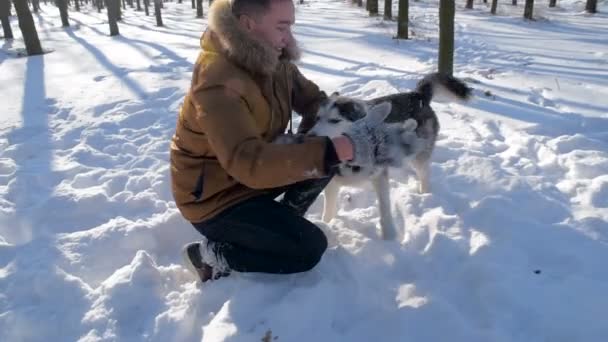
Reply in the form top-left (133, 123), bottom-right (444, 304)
top-left (341, 102), bottom-right (398, 167)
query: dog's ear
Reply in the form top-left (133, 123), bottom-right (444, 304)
top-left (367, 102), bottom-right (392, 124)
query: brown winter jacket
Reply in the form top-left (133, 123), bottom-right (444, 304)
top-left (170, 0), bottom-right (333, 223)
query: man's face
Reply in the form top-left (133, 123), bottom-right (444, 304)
top-left (247, 0), bottom-right (295, 58)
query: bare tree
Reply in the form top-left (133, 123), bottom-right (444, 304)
top-left (56, 0), bottom-right (70, 27)
top-left (549, 0), bottom-right (556, 7)
top-left (512, 0), bottom-right (517, 5)
top-left (396, 0), bottom-right (408, 39)
top-left (438, 0), bottom-right (454, 75)
top-left (12, 0), bottom-right (43, 55)
top-left (74, 0), bottom-right (80, 11)
top-left (106, 0), bottom-right (120, 36)
top-left (465, 0), bottom-right (473, 9)
top-left (585, 0), bottom-right (597, 13)
top-left (196, 0), bottom-right (202, 17)
top-left (0, 0), bottom-right (13, 39)
top-left (524, 0), bottom-right (534, 19)
top-left (384, 0), bottom-right (392, 19)
top-left (144, 0), bottom-right (149, 15)
top-left (154, 0), bottom-right (163, 26)
top-left (368, 0), bottom-right (379, 15)
top-left (32, 0), bottom-right (40, 12)
top-left (491, 0), bottom-right (498, 13)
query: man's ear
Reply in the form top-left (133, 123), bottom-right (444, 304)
top-left (238, 14), bottom-right (256, 32)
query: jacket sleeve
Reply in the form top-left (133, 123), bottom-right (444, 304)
top-left (289, 64), bottom-right (328, 134)
top-left (190, 85), bottom-right (332, 189)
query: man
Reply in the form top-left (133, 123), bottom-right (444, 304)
top-left (171, 0), bottom-right (394, 282)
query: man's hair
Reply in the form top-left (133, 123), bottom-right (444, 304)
top-left (231, 0), bottom-right (285, 18)
top-left (231, 0), bottom-right (270, 17)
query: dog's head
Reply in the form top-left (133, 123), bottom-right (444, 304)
top-left (308, 93), bottom-right (391, 138)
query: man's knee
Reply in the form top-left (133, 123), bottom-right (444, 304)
top-left (299, 227), bottom-right (328, 271)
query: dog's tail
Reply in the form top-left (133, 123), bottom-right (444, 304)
top-left (415, 73), bottom-right (472, 106)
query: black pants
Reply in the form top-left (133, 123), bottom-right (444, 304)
top-left (192, 176), bottom-right (332, 274)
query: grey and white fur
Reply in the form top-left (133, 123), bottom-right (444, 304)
top-left (308, 73), bottom-right (472, 240)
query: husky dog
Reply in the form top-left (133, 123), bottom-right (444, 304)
top-left (308, 73), bottom-right (471, 240)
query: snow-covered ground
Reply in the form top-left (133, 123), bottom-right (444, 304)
top-left (1, 0), bottom-right (607, 341)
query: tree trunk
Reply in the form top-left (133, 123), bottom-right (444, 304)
top-left (136, 0), bottom-right (140, 11)
top-left (491, 0), bottom-right (498, 13)
top-left (154, 0), bottom-right (162, 26)
top-left (356, 0), bottom-right (362, 6)
top-left (191, 0), bottom-right (194, 9)
top-left (144, 0), bottom-right (149, 15)
top-left (438, 0), bottom-right (454, 76)
top-left (32, 0), bottom-right (40, 12)
top-left (396, 0), bottom-right (408, 39)
top-left (524, 0), bottom-right (534, 19)
top-left (122, 0), bottom-right (125, 10)
top-left (465, 0), bottom-right (473, 9)
top-left (384, 0), bottom-right (392, 19)
top-left (512, 0), bottom-right (517, 5)
top-left (368, 0), bottom-right (378, 15)
top-left (117, 0), bottom-right (122, 20)
top-left (12, 0), bottom-right (44, 55)
top-left (106, 0), bottom-right (119, 35)
top-left (585, 0), bottom-right (596, 13)
top-left (75, 0), bottom-right (80, 11)
top-left (196, 0), bottom-right (202, 17)
top-left (56, 0), bottom-right (70, 27)
top-left (549, 0), bottom-right (556, 7)
top-left (1, 0), bottom-right (13, 39)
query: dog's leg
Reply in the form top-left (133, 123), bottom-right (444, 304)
top-left (413, 155), bottom-right (431, 194)
top-left (322, 179), bottom-right (340, 222)
top-left (372, 169), bottom-right (397, 240)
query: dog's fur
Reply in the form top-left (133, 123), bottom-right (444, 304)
top-left (308, 73), bottom-right (471, 240)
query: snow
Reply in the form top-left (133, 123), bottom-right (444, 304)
top-left (1, 0), bottom-right (608, 341)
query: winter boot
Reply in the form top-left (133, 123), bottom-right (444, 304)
top-left (182, 238), bottom-right (231, 283)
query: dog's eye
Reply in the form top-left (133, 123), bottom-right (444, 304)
top-left (328, 119), bottom-right (342, 124)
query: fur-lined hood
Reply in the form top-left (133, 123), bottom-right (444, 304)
top-left (207, 0), bottom-right (300, 75)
